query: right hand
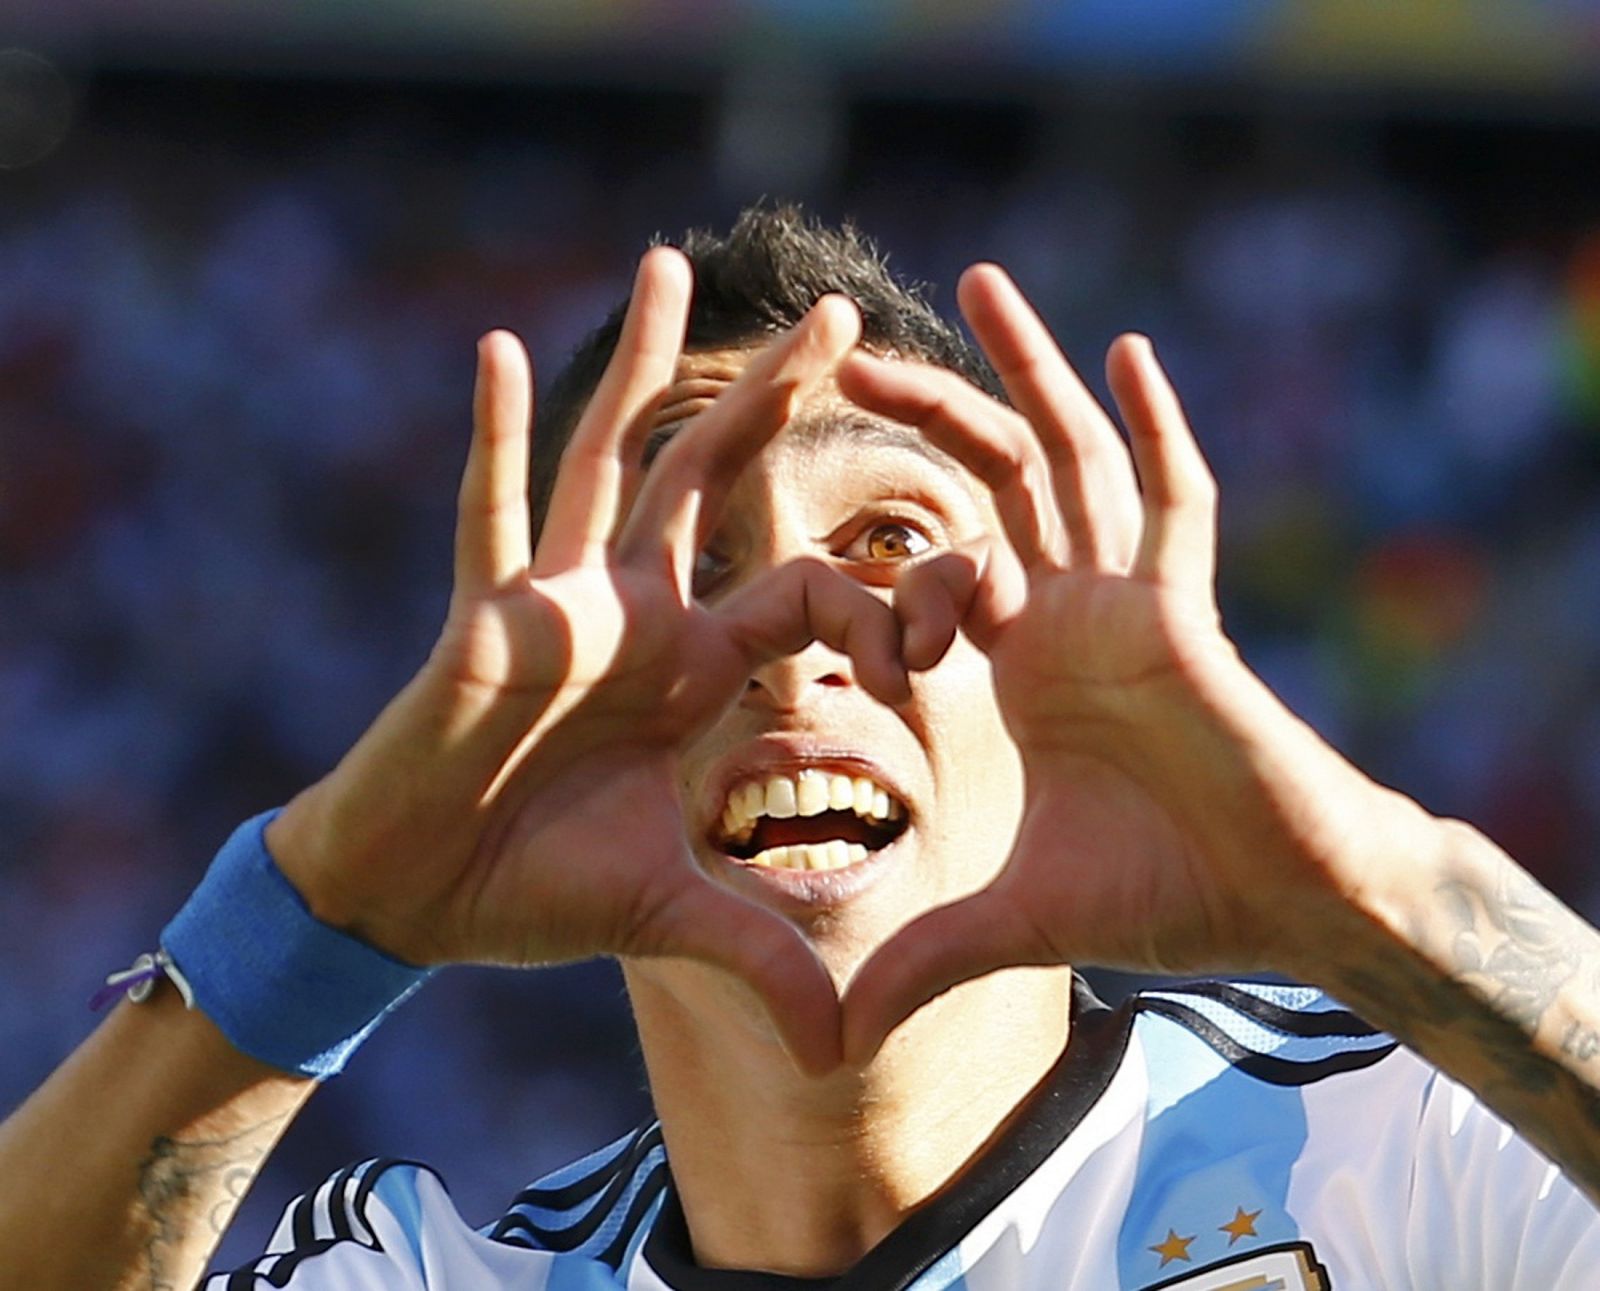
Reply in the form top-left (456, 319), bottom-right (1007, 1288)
top-left (265, 249), bottom-right (898, 1072)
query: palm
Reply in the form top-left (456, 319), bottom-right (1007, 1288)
top-left (274, 255), bottom-right (876, 1072)
top-left (427, 573), bottom-right (782, 967)
top-left (989, 567), bottom-right (1259, 959)
top-left (838, 264), bottom-right (1340, 1061)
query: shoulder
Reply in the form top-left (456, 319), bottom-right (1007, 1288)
top-left (204, 1156), bottom-right (447, 1288)
top-left (1126, 978), bottom-right (1400, 1089)
top-left (1109, 979), bottom-right (1600, 1287)
top-left (485, 1119), bottom-right (669, 1266)
top-left (206, 1124), bottom-right (668, 1288)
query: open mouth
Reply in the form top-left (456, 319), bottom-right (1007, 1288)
top-left (714, 769), bottom-right (909, 872)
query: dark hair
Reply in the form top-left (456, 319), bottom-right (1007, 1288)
top-left (531, 203), bottom-right (1002, 528)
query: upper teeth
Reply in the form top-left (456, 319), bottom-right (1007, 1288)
top-left (720, 770), bottom-right (903, 844)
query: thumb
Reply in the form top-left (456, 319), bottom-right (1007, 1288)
top-left (841, 888), bottom-right (1049, 1066)
top-left (645, 880), bottom-right (843, 1076)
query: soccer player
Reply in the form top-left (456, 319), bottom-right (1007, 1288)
top-left (4, 208), bottom-right (1600, 1288)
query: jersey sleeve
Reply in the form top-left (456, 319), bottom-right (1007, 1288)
top-left (1404, 1064), bottom-right (1600, 1288)
top-left (203, 1159), bottom-right (438, 1289)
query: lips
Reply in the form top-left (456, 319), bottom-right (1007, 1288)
top-left (709, 765), bottom-right (910, 873)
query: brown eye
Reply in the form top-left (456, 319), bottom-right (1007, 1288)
top-left (692, 548), bottom-right (732, 597)
top-left (862, 522), bottom-right (931, 562)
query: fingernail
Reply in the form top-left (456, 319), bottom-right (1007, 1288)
top-left (813, 294), bottom-right (862, 343)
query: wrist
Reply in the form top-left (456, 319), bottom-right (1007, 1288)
top-left (1272, 793), bottom-right (1460, 990)
top-left (265, 783), bottom-right (353, 930)
top-left (159, 811), bottom-right (435, 1079)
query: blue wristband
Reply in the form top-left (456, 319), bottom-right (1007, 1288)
top-left (161, 810), bottom-right (434, 1079)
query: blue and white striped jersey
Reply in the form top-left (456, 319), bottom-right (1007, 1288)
top-left (208, 980), bottom-right (1600, 1289)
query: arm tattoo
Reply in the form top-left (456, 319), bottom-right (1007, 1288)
top-left (135, 1114), bottom-right (287, 1290)
top-left (1438, 865), bottom-right (1584, 1034)
top-left (1335, 861), bottom-right (1594, 1091)
top-left (1327, 837), bottom-right (1600, 1197)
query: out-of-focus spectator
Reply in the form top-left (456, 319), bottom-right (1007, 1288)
top-left (2, 81), bottom-right (1597, 1264)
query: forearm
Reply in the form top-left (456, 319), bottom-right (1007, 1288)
top-left (0, 984), bottom-right (313, 1291)
top-left (1307, 814), bottom-right (1600, 1204)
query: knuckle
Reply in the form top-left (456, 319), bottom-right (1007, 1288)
top-left (965, 433), bottom-right (1029, 486)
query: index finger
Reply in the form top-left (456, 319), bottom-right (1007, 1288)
top-left (956, 265), bottom-right (1142, 570)
top-left (616, 294), bottom-right (862, 594)
top-left (533, 246), bottom-right (694, 576)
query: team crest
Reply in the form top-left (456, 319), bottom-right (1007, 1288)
top-left (1139, 1240), bottom-right (1330, 1290)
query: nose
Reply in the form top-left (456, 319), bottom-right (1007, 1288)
top-left (744, 640), bottom-right (854, 712)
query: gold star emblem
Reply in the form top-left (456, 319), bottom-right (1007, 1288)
top-left (1148, 1228), bottom-right (1195, 1267)
top-left (1219, 1205), bottom-right (1262, 1245)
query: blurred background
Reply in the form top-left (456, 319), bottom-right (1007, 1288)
top-left (4, 0), bottom-right (1600, 1269)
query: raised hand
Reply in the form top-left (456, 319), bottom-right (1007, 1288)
top-left (839, 264), bottom-right (1436, 1064)
top-left (267, 250), bottom-right (899, 1073)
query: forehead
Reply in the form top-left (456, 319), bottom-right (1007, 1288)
top-left (645, 346), bottom-right (971, 485)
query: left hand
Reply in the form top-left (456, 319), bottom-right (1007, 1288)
top-left (838, 265), bottom-right (1439, 1064)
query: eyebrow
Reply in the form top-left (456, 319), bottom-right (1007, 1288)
top-left (642, 409), bottom-right (968, 481)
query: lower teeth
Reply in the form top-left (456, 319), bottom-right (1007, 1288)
top-left (746, 841), bottom-right (869, 871)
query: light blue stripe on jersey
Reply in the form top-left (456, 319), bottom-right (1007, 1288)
top-left (914, 1244), bottom-right (970, 1289)
top-left (539, 1144), bottom-right (664, 1245)
top-left (1221, 981), bottom-right (1346, 1013)
top-left (1115, 1007), bottom-right (1308, 1284)
top-left (372, 1167), bottom-right (428, 1270)
top-left (928, 1247), bottom-right (972, 1286)
top-left (492, 1128), bottom-right (663, 1239)
top-left (613, 1182), bottom-right (667, 1280)
top-left (524, 1132), bottom-right (636, 1193)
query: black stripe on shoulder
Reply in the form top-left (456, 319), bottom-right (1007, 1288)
top-left (596, 1163), bottom-right (668, 1270)
top-left (226, 1259), bottom-right (276, 1291)
top-left (230, 1240), bottom-right (343, 1290)
top-left (1139, 997), bottom-right (1398, 1086)
top-left (350, 1156), bottom-right (420, 1221)
top-left (491, 1130), bottom-right (665, 1251)
top-left (325, 1163), bottom-right (357, 1244)
top-left (288, 1192), bottom-right (314, 1251)
top-left (1154, 980), bottom-right (1381, 1038)
top-left (497, 1121), bottom-right (659, 1217)
top-left (215, 1158), bottom-right (433, 1288)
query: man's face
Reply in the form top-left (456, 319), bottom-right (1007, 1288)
top-left (664, 347), bottom-right (1025, 984)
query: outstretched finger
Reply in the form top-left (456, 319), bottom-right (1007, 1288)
top-left (957, 265), bottom-right (1142, 570)
top-left (836, 352), bottom-right (1064, 570)
top-left (646, 881), bottom-right (843, 1075)
top-left (533, 247), bottom-right (693, 576)
top-left (841, 888), bottom-right (1050, 1065)
top-left (456, 330), bottom-right (534, 597)
top-left (1105, 335), bottom-right (1218, 593)
top-left (618, 296), bottom-right (862, 594)
top-left (716, 558), bottom-right (910, 707)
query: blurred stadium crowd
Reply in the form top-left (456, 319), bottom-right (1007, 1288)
top-left (3, 73), bottom-right (1600, 1255)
